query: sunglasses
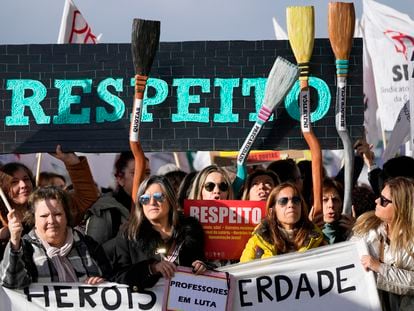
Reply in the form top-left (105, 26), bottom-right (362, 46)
top-left (277, 196), bottom-right (301, 206)
top-left (204, 182), bottom-right (229, 192)
top-left (379, 195), bottom-right (392, 207)
top-left (139, 192), bottom-right (165, 205)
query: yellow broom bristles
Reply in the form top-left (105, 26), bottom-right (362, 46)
top-left (287, 6), bottom-right (315, 67)
top-left (328, 2), bottom-right (355, 61)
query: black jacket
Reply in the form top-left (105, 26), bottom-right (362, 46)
top-left (111, 215), bottom-right (205, 291)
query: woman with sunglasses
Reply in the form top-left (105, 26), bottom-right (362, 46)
top-left (111, 175), bottom-right (207, 291)
top-left (188, 165), bottom-right (234, 201)
top-left (350, 177), bottom-right (414, 311)
top-left (240, 182), bottom-right (325, 262)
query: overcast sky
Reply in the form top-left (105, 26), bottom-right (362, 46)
top-left (1, 0), bottom-right (413, 44)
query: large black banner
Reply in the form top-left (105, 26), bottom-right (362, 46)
top-left (0, 39), bottom-right (363, 154)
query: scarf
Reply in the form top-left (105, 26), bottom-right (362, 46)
top-left (38, 227), bottom-right (78, 282)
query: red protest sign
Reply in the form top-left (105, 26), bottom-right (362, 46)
top-left (184, 199), bottom-right (267, 260)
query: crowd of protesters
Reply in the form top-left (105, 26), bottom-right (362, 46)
top-left (0, 138), bottom-right (412, 310)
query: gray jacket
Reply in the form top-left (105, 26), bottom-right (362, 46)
top-left (85, 194), bottom-right (130, 245)
top-left (0, 229), bottom-right (107, 289)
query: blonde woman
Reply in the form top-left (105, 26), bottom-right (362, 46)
top-left (188, 165), bottom-right (234, 201)
top-left (350, 177), bottom-right (414, 311)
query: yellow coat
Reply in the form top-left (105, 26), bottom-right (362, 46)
top-left (240, 223), bottom-right (325, 263)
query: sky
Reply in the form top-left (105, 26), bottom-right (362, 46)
top-left (1, 0), bottom-right (414, 44)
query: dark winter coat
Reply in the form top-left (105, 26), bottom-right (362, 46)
top-left (111, 215), bottom-right (205, 291)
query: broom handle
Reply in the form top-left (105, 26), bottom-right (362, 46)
top-left (129, 74), bottom-right (147, 207)
top-left (300, 78), bottom-right (323, 218)
top-left (336, 71), bottom-right (354, 215)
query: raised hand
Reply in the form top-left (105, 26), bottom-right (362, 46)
top-left (50, 144), bottom-right (80, 166)
top-left (7, 210), bottom-right (23, 250)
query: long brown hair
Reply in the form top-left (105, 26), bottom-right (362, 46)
top-left (0, 163), bottom-right (35, 227)
top-left (126, 175), bottom-right (179, 240)
top-left (265, 182), bottom-right (315, 254)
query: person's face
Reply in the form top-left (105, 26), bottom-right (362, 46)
top-left (9, 168), bottom-right (34, 206)
top-left (35, 199), bottom-right (67, 248)
top-left (51, 177), bottom-right (66, 189)
top-left (141, 183), bottom-right (170, 225)
top-left (201, 172), bottom-right (229, 200)
top-left (274, 187), bottom-right (302, 230)
top-left (249, 175), bottom-right (275, 201)
top-left (117, 159), bottom-right (135, 196)
top-left (375, 185), bottom-right (394, 224)
top-left (322, 188), bottom-right (343, 223)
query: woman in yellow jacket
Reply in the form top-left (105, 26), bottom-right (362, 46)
top-left (240, 182), bottom-right (325, 262)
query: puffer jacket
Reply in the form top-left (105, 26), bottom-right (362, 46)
top-left (240, 220), bottom-right (325, 262)
top-left (350, 223), bottom-right (414, 311)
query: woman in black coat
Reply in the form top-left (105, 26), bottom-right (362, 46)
top-left (111, 175), bottom-right (206, 291)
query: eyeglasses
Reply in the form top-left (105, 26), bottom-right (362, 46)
top-left (277, 196), bottom-right (301, 206)
top-left (379, 195), bottom-right (392, 207)
top-left (139, 192), bottom-right (165, 205)
top-left (203, 182), bottom-right (229, 192)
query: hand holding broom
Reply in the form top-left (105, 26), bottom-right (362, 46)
top-left (130, 18), bottom-right (160, 205)
top-left (328, 2), bottom-right (355, 215)
top-left (287, 6), bottom-right (323, 218)
top-left (233, 57), bottom-right (298, 193)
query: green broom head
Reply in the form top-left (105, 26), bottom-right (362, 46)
top-left (286, 6), bottom-right (315, 81)
top-left (131, 18), bottom-right (160, 76)
top-left (328, 2), bottom-right (355, 77)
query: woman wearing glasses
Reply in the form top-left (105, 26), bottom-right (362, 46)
top-left (188, 165), bottom-right (234, 201)
top-left (350, 177), bottom-right (414, 311)
top-left (240, 182), bottom-right (325, 262)
top-left (111, 175), bottom-right (207, 291)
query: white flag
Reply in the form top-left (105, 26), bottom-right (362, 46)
top-left (362, 0), bottom-right (414, 138)
top-left (382, 101), bottom-right (410, 161)
top-left (57, 0), bottom-right (100, 44)
top-left (272, 17), bottom-right (287, 40)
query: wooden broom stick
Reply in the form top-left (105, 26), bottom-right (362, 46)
top-left (130, 18), bottom-right (160, 206)
top-left (287, 6), bottom-right (323, 218)
top-left (328, 2), bottom-right (355, 215)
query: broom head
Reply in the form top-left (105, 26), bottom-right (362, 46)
top-left (328, 2), bottom-right (355, 61)
top-left (262, 57), bottom-right (299, 110)
top-left (286, 6), bottom-right (315, 65)
top-left (131, 18), bottom-right (160, 76)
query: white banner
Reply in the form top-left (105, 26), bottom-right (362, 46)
top-left (57, 0), bottom-right (100, 44)
top-left (362, 0), bottom-right (414, 134)
top-left (0, 241), bottom-right (381, 310)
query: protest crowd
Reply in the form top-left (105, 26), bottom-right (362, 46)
top-left (1, 0), bottom-right (414, 309)
top-left (0, 137), bottom-right (411, 310)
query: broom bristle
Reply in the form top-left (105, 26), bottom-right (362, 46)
top-left (328, 2), bottom-right (355, 61)
top-left (131, 18), bottom-right (160, 76)
top-left (286, 6), bottom-right (315, 64)
top-left (262, 57), bottom-right (299, 110)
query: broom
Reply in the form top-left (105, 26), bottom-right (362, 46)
top-left (130, 18), bottom-right (160, 205)
top-left (233, 57), bottom-right (298, 193)
top-left (287, 6), bottom-right (323, 218)
top-left (328, 2), bottom-right (355, 215)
